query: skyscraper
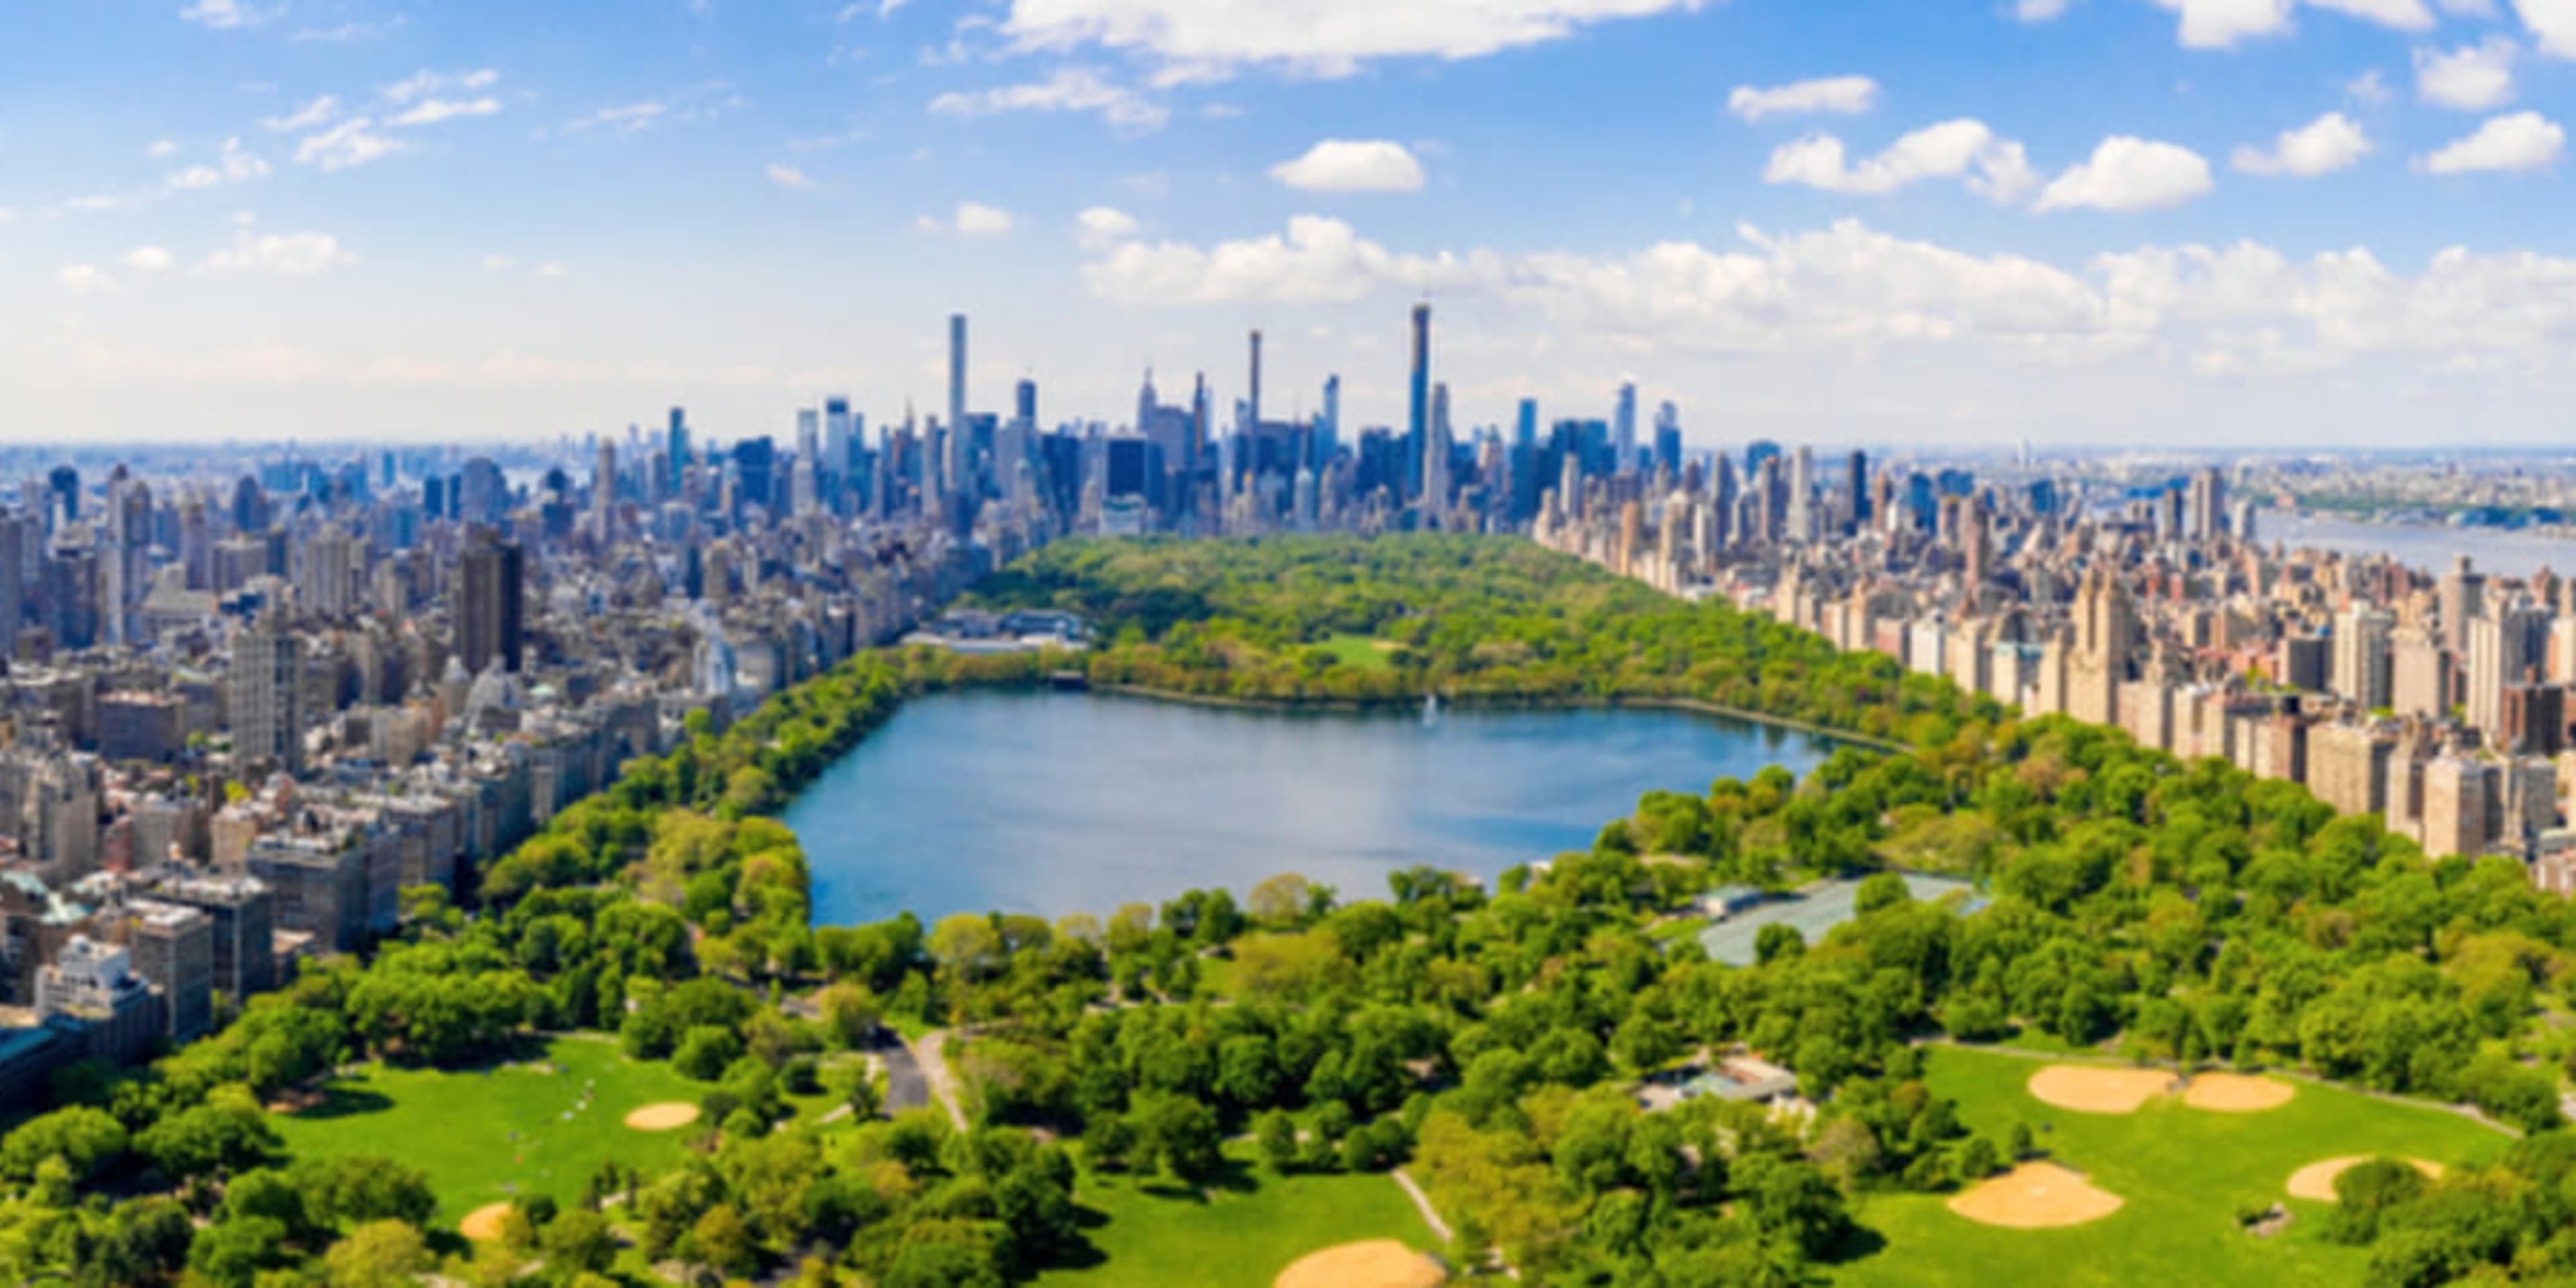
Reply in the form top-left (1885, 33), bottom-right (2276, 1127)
top-left (666, 407), bottom-right (690, 476)
top-left (1613, 380), bottom-right (1638, 474)
top-left (1406, 304), bottom-right (1430, 501)
top-left (458, 527), bottom-right (524, 676)
top-left (947, 313), bottom-right (969, 501)
top-left (1248, 329), bottom-right (1263, 428)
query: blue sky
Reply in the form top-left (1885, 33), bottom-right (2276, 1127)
top-left (8, 0), bottom-right (2576, 447)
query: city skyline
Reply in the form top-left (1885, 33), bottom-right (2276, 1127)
top-left (13, 0), bottom-right (2576, 445)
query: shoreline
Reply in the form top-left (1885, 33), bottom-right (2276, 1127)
top-left (1081, 681), bottom-right (1904, 752)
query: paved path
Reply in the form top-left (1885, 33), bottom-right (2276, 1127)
top-left (912, 1029), bottom-right (969, 1132)
top-left (878, 1035), bottom-right (932, 1116)
top-left (1391, 1169), bottom-right (1451, 1244)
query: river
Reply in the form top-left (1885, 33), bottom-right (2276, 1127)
top-left (786, 689), bottom-right (1839, 924)
top-left (2261, 509), bottom-right (2576, 580)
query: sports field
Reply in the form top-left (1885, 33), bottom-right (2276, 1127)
top-left (1832, 1046), bottom-right (2510, 1286)
top-left (1313, 634), bottom-right (1397, 672)
top-left (1034, 1146), bottom-right (1436, 1288)
top-left (269, 1035), bottom-right (706, 1223)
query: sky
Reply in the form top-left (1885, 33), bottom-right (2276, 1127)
top-left (9, 0), bottom-right (2576, 449)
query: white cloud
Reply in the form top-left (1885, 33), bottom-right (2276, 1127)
top-left (123, 246), bottom-right (174, 273)
top-left (1075, 205), bottom-right (1141, 250)
top-left (766, 163), bottom-right (814, 189)
top-left (2015, 0), bottom-right (2074, 19)
top-left (2151, 0), bottom-right (2297, 47)
top-left (145, 140), bottom-right (181, 159)
top-left (2347, 69), bottom-right (2392, 102)
top-left (2035, 136), bottom-right (2214, 211)
top-left (295, 119), bottom-right (406, 170)
top-left (920, 202), bottom-right (1016, 236)
top-left (2308, 0), bottom-right (2437, 29)
top-left (390, 97), bottom-right (503, 127)
top-left (998, 0), bottom-right (1705, 78)
top-left (57, 264), bottom-right (112, 294)
top-left (1725, 76), bottom-right (1878, 122)
top-left (262, 95), bottom-right (341, 133)
top-left (2416, 37), bottom-right (2518, 109)
top-left (290, 16), bottom-right (407, 42)
top-left (564, 103), bottom-right (668, 133)
top-left (2522, 0), bottom-right (2576, 58)
top-left (166, 137), bottom-right (271, 189)
top-left (203, 230), bottom-right (360, 275)
top-left (2231, 111), bottom-right (2372, 175)
top-left (384, 69), bottom-right (501, 105)
top-left (179, 0), bottom-right (275, 29)
top-left (1268, 140), bottom-right (1428, 192)
top-left (1762, 119), bottom-right (2039, 205)
top-left (2419, 109), bottom-right (2565, 170)
top-left (1085, 214), bottom-right (1491, 305)
top-left (927, 67), bottom-right (1168, 131)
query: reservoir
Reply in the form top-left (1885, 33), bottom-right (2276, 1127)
top-left (787, 690), bottom-right (1839, 925)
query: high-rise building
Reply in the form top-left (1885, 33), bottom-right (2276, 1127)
top-left (2333, 607), bottom-right (2396, 710)
top-left (1652, 401), bottom-right (1682, 478)
top-left (947, 313), bottom-right (969, 500)
top-left (1247, 329), bottom-right (1263, 428)
top-left (2467, 602), bottom-right (2548, 739)
top-left (1613, 380), bottom-right (1638, 474)
top-left (1406, 304), bottom-right (1430, 500)
top-left (458, 528), bottom-right (525, 676)
top-left (228, 610), bottom-right (303, 773)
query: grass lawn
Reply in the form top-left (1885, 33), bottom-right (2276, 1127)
top-left (1830, 1046), bottom-right (2511, 1287)
top-left (1034, 1146), bottom-right (1435, 1288)
top-left (1312, 634), bottom-right (1396, 672)
top-left (270, 1035), bottom-right (706, 1222)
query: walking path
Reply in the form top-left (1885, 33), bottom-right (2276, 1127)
top-left (1391, 1169), bottom-right (1451, 1244)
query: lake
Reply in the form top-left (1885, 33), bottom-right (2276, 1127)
top-left (786, 690), bottom-right (1840, 924)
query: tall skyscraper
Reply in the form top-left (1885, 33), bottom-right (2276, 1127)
top-left (458, 527), bottom-right (525, 676)
top-left (947, 313), bottom-right (969, 500)
top-left (1846, 450), bottom-right (1870, 529)
top-left (666, 408), bottom-right (690, 476)
top-left (1613, 380), bottom-right (1638, 474)
top-left (1406, 304), bottom-right (1430, 501)
top-left (1248, 329), bottom-right (1263, 428)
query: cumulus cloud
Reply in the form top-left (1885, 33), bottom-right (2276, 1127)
top-left (918, 201), bottom-right (1015, 236)
top-left (2231, 111), bottom-right (2372, 176)
top-left (2416, 37), bottom-right (2518, 109)
top-left (390, 97), bottom-right (503, 127)
top-left (166, 137), bottom-right (272, 189)
top-left (2523, 0), bottom-right (2576, 58)
top-left (1075, 205), bottom-right (1141, 250)
top-left (1725, 76), bottom-right (1878, 122)
top-left (2419, 109), bottom-right (2565, 170)
top-left (1268, 140), bottom-right (1428, 192)
top-left (203, 230), bottom-right (360, 275)
top-left (2151, 0), bottom-right (2298, 47)
top-left (179, 0), bottom-right (276, 29)
top-left (145, 140), bottom-right (181, 159)
top-left (766, 163), bottom-right (814, 189)
top-left (262, 95), bottom-right (339, 133)
top-left (295, 119), bottom-right (405, 170)
top-left (2035, 136), bottom-right (2214, 211)
top-left (1762, 119), bottom-right (2038, 205)
top-left (384, 68), bottom-right (500, 105)
top-left (123, 247), bottom-right (174, 273)
top-left (1077, 213), bottom-right (2576, 388)
top-left (2015, 0), bottom-right (2074, 20)
top-left (998, 0), bottom-right (1705, 78)
top-left (928, 66), bottom-right (1169, 131)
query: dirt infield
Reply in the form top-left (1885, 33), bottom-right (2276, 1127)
top-left (623, 1102), bottom-right (702, 1131)
top-left (2025, 1065), bottom-right (2178, 1114)
top-left (1947, 1162), bottom-right (2126, 1229)
top-left (2182, 1072), bottom-right (2295, 1112)
top-left (1275, 1240), bottom-right (1445, 1288)
top-left (2286, 1156), bottom-right (2447, 1203)
top-left (459, 1203), bottom-right (513, 1242)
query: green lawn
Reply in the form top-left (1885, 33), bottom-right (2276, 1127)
top-left (1311, 634), bottom-right (1396, 672)
top-left (1831, 1046), bottom-right (2511, 1287)
top-left (270, 1036), bottom-right (706, 1222)
top-left (1034, 1147), bottom-right (1435, 1288)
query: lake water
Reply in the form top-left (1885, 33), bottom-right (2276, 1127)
top-left (786, 690), bottom-right (1839, 925)
top-left (2261, 509), bottom-right (2576, 580)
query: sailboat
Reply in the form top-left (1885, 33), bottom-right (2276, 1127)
top-left (1422, 692), bottom-right (1442, 726)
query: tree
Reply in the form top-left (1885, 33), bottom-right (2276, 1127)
top-left (1754, 922), bottom-right (1805, 965)
top-left (688, 1203), bottom-right (759, 1277)
top-left (1256, 1110), bottom-right (1299, 1174)
top-left (324, 1220), bottom-right (431, 1288)
top-left (1248, 873), bottom-right (1314, 927)
top-left (1132, 1093), bottom-right (1224, 1183)
top-left (930, 914), bottom-right (1006, 983)
top-left (816, 981), bottom-right (882, 1049)
top-left (541, 1208), bottom-right (619, 1277)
